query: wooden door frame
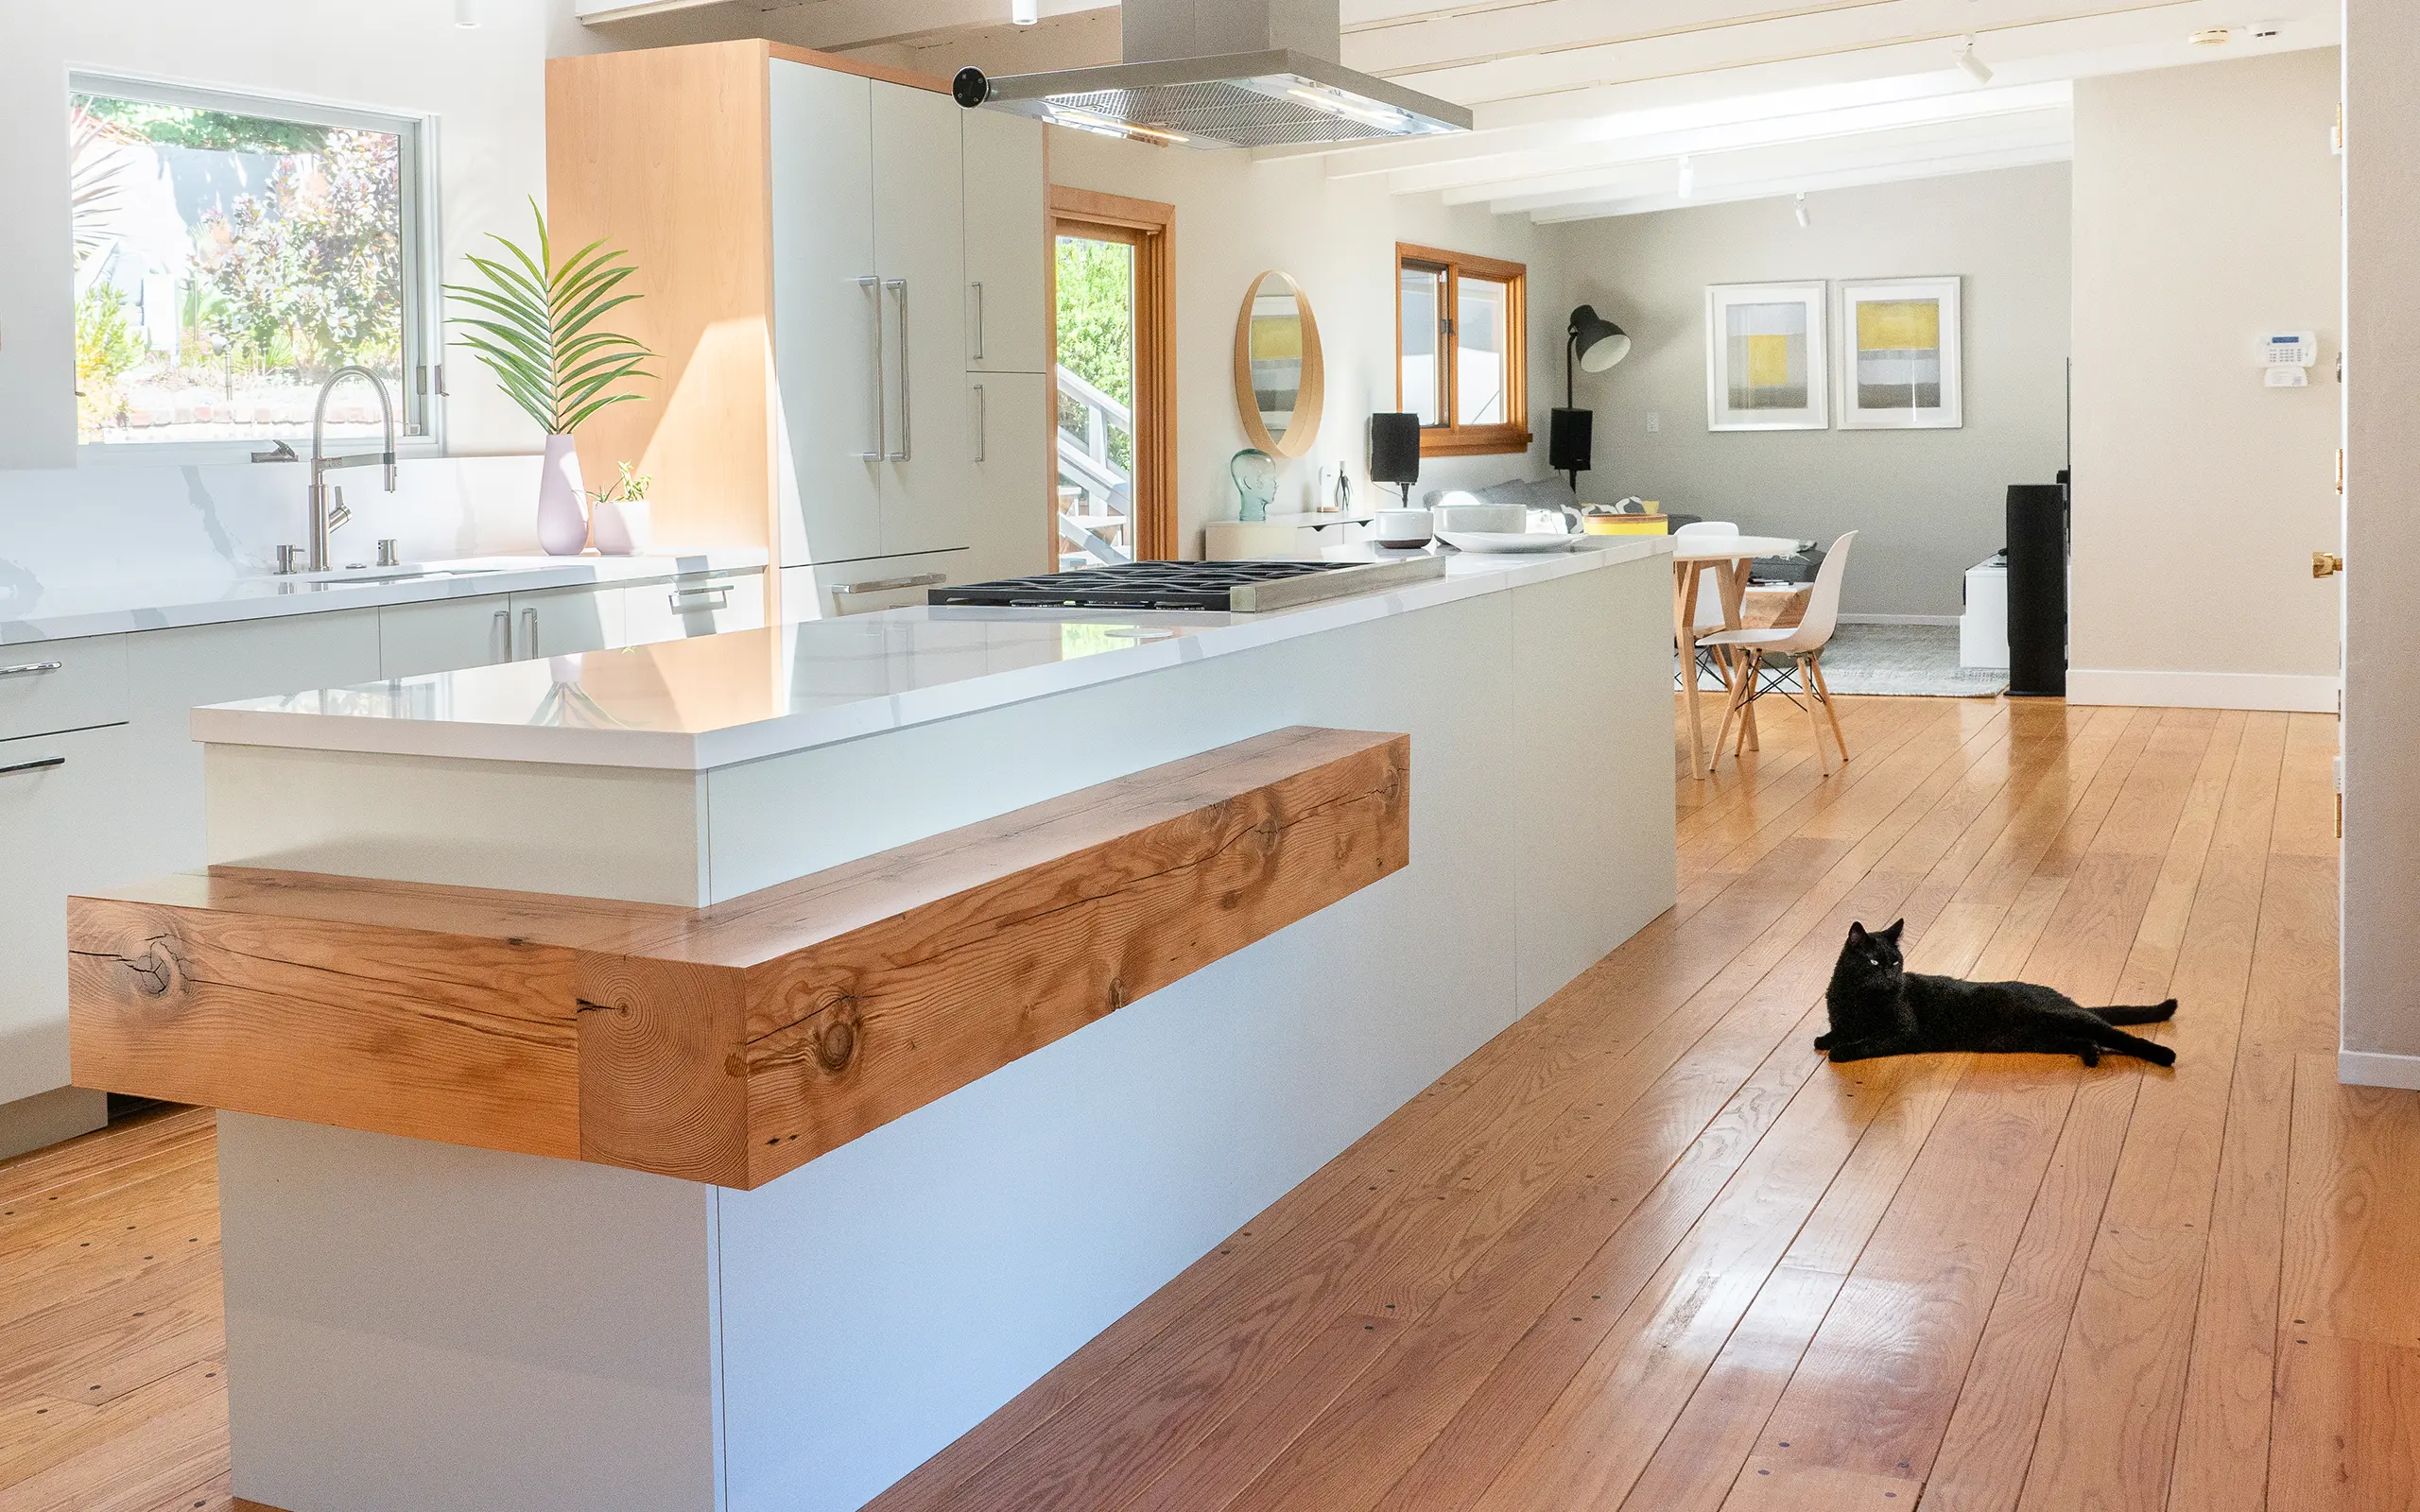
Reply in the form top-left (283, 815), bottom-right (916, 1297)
top-left (1047, 184), bottom-right (1177, 562)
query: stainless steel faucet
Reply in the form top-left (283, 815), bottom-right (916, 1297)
top-left (306, 367), bottom-right (398, 573)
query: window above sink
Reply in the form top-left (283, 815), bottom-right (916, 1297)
top-left (68, 74), bottom-right (441, 461)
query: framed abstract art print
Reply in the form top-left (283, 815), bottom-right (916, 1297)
top-left (1838, 276), bottom-right (1962, 428)
top-left (1704, 282), bottom-right (1829, 431)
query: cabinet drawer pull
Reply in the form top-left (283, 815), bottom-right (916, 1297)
top-left (831, 572), bottom-right (945, 596)
top-left (522, 607), bottom-right (540, 659)
top-left (669, 585), bottom-right (732, 611)
top-left (0, 755), bottom-right (65, 777)
top-left (971, 280), bottom-right (986, 361)
top-left (493, 609), bottom-right (510, 662)
top-left (0, 661), bottom-right (65, 679)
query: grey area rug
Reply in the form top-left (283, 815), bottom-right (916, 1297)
top-left (1682, 624), bottom-right (2009, 699)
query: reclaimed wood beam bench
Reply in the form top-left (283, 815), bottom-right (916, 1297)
top-left (69, 726), bottom-right (1409, 1189)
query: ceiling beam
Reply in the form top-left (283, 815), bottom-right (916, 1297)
top-left (1404, 81), bottom-right (2071, 199)
top-left (1519, 137), bottom-right (2073, 221)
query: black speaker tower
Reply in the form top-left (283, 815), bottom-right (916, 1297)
top-left (1368, 412), bottom-right (1421, 506)
top-left (2005, 483), bottom-right (2067, 697)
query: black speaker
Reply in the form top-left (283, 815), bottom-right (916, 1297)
top-left (1368, 412), bottom-right (1421, 501)
top-left (1547, 407), bottom-right (1593, 473)
top-left (2006, 483), bottom-right (2067, 698)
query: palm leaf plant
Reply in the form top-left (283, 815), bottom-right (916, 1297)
top-left (443, 199), bottom-right (652, 434)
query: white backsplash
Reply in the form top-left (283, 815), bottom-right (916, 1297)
top-left (0, 454), bottom-right (562, 621)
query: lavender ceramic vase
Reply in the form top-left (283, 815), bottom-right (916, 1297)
top-left (536, 434), bottom-right (590, 555)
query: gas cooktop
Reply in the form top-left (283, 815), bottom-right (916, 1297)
top-left (927, 557), bottom-right (1445, 613)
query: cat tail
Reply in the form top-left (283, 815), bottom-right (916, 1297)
top-left (2092, 999), bottom-right (2178, 1025)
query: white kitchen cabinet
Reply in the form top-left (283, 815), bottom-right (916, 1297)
top-left (557, 45), bottom-right (1044, 611)
top-left (381, 597), bottom-right (512, 679)
top-left (0, 723), bottom-right (140, 1106)
top-left (782, 550), bottom-right (970, 620)
top-left (0, 634), bottom-right (127, 742)
top-left (965, 371), bottom-right (1052, 582)
top-left (873, 79), bottom-right (973, 560)
top-left (622, 573), bottom-right (768, 647)
top-left (961, 110), bottom-right (1049, 376)
top-left (769, 60), bottom-right (883, 570)
top-left (508, 586), bottom-right (622, 662)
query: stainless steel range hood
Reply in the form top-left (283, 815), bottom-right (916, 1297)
top-left (951, 0), bottom-right (1471, 150)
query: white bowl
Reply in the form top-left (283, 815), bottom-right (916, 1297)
top-left (1373, 507), bottom-right (1433, 546)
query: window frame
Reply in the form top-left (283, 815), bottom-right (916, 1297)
top-left (67, 71), bottom-right (444, 464)
top-left (1394, 242), bottom-right (1530, 458)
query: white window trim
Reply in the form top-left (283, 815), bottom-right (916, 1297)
top-left (68, 70), bottom-right (445, 466)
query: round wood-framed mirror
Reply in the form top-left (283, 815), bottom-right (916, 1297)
top-left (1233, 270), bottom-right (1324, 459)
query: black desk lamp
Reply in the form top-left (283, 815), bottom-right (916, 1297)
top-left (1551, 304), bottom-right (1632, 490)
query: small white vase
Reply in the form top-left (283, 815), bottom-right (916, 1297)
top-left (591, 495), bottom-right (651, 556)
top-left (536, 435), bottom-right (590, 556)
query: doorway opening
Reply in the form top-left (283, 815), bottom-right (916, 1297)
top-left (1049, 187), bottom-right (1175, 565)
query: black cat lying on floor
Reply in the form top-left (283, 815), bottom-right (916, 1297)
top-left (1816, 919), bottom-right (2178, 1067)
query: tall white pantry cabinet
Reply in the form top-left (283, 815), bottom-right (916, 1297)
top-left (549, 42), bottom-right (1051, 622)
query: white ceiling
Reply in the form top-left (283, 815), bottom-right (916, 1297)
top-left (574, 0), bottom-right (2342, 222)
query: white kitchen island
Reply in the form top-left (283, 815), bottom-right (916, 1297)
top-left (72, 539), bottom-right (1677, 1512)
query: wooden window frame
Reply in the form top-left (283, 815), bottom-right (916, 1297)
top-left (1048, 185), bottom-right (1178, 562)
top-left (1395, 242), bottom-right (1530, 458)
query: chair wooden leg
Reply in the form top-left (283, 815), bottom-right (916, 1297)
top-left (1809, 653), bottom-right (1850, 765)
top-left (1799, 656), bottom-right (1834, 774)
top-left (1709, 651), bottom-right (1755, 776)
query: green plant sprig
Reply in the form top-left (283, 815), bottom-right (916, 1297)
top-left (443, 198), bottom-right (653, 436)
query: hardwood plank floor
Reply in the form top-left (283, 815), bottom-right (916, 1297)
top-left (1, 694), bottom-right (2405, 1512)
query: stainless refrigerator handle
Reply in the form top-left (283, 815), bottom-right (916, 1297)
top-left (885, 279), bottom-right (910, 462)
top-left (972, 383), bottom-right (987, 462)
top-left (0, 660), bottom-right (65, 679)
top-left (856, 276), bottom-right (883, 461)
top-left (0, 755), bottom-right (66, 777)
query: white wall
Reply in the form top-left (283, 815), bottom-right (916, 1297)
top-left (2068, 49), bottom-right (2342, 712)
top-left (2342, 10), bottom-right (2417, 1081)
top-left (1044, 130), bottom-right (1569, 558)
top-left (0, 0), bottom-right (557, 470)
top-left (1549, 164), bottom-right (2072, 619)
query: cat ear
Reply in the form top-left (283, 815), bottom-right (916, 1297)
top-left (1883, 919), bottom-right (1906, 941)
top-left (1846, 922), bottom-right (1869, 943)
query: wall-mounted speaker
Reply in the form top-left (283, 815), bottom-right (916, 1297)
top-left (1547, 408), bottom-right (1593, 473)
top-left (1368, 412), bottom-right (1421, 500)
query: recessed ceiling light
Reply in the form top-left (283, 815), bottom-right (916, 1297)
top-left (2189, 26), bottom-right (2234, 46)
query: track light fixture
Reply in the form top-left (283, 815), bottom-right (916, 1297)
top-left (1012, 0), bottom-right (1038, 24)
top-left (1958, 36), bottom-right (1994, 85)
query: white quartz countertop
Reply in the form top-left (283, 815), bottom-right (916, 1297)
top-left (191, 538), bottom-right (1672, 771)
top-left (0, 550), bottom-right (769, 645)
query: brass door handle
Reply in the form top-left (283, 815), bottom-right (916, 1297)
top-left (2314, 552), bottom-right (2344, 578)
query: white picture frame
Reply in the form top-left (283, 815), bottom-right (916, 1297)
top-left (1704, 281), bottom-right (1829, 431)
top-left (1838, 276), bottom-right (1963, 429)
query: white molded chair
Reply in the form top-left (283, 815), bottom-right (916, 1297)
top-left (1673, 522), bottom-right (1742, 694)
top-left (1699, 530), bottom-right (1856, 776)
